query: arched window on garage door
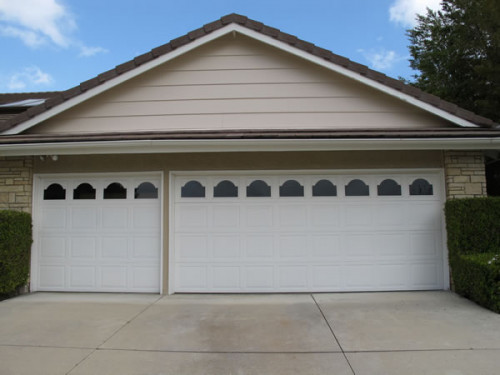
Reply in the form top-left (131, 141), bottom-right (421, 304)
top-left (345, 179), bottom-right (369, 196)
top-left (181, 180), bottom-right (205, 198)
top-left (214, 180), bottom-right (238, 197)
top-left (135, 182), bottom-right (158, 199)
top-left (313, 179), bottom-right (337, 197)
top-left (104, 182), bottom-right (127, 199)
top-left (377, 179), bottom-right (402, 196)
top-left (73, 183), bottom-right (96, 199)
top-left (279, 180), bottom-right (304, 197)
top-left (409, 179), bottom-right (433, 195)
top-left (43, 183), bottom-right (66, 200)
top-left (246, 180), bottom-right (271, 197)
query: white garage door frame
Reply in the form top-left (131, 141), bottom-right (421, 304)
top-left (31, 171), bottom-right (164, 293)
top-left (169, 169), bottom-right (449, 294)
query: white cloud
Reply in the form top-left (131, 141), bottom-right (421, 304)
top-left (358, 48), bottom-right (404, 71)
top-left (389, 0), bottom-right (442, 27)
top-left (0, 0), bottom-right (106, 56)
top-left (8, 66), bottom-right (53, 90)
top-left (79, 45), bottom-right (108, 58)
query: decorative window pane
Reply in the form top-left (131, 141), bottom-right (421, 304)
top-left (279, 180), bottom-right (304, 197)
top-left (313, 179), bottom-right (337, 197)
top-left (43, 183), bottom-right (66, 200)
top-left (214, 180), bottom-right (238, 197)
top-left (345, 179), bottom-right (369, 196)
top-left (181, 180), bottom-right (205, 198)
top-left (246, 180), bottom-right (271, 197)
top-left (104, 182), bottom-right (127, 199)
top-left (377, 179), bottom-right (402, 196)
top-left (409, 179), bottom-right (433, 195)
top-left (135, 182), bottom-right (158, 199)
top-left (73, 183), bottom-right (96, 199)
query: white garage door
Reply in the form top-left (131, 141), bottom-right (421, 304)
top-left (33, 173), bottom-right (162, 293)
top-left (172, 171), bottom-right (446, 293)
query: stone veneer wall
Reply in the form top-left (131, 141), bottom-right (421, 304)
top-left (444, 150), bottom-right (487, 199)
top-left (0, 156), bottom-right (33, 213)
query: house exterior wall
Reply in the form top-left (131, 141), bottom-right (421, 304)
top-left (27, 34), bottom-right (452, 135)
top-left (444, 150), bottom-right (487, 199)
top-left (0, 156), bottom-right (33, 213)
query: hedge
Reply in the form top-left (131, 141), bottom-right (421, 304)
top-left (451, 253), bottom-right (500, 313)
top-left (445, 198), bottom-right (500, 313)
top-left (445, 197), bottom-right (500, 255)
top-left (0, 210), bottom-right (32, 295)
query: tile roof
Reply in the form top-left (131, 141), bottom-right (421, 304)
top-left (0, 14), bottom-right (497, 134)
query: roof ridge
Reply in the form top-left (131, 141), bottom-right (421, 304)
top-left (0, 13), bottom-right (497, 133)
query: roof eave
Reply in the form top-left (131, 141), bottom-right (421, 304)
top-left (1, 137), bottom-right (499, 157)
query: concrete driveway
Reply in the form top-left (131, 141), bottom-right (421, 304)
top-left (0, 292), bottom-right (499, 375)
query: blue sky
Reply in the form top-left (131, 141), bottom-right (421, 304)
top-left (0, 0), bottom-right (442, 93)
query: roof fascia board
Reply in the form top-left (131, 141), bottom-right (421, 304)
top-left (1, 137), bottom-right (499, 156)
top-left (3, 23), bottom-right (481, 135)
top-left (1, 26), bottom-right (239, 135)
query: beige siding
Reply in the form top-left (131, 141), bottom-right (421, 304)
top-left (29, 34), bottom-right (452, 134)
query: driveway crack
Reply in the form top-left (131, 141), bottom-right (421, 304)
top-left (311, 294), bottom-right (356, 375)
top-left (65, 294), bottom-right (163, 375)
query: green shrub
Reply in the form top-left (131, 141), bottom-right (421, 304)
top-left (451, 253), bottom-right (500, 313)
top-left (445, 197), bottom-right (500, 313)
top-left (0, 210), bottom-right (32, 294)
top-left (445, 197), bottom-right (500, 256)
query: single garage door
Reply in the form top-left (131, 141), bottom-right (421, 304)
top-left (172, 170), bottom-right (446, 293)
top-left (33, 173), bottom-right (162, 293)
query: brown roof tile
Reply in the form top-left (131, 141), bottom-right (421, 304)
top-left (0, 13), bottom-right (498, 134)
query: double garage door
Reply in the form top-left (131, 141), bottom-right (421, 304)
top-left (34, 170), bottom-right (445, 294)
top-left (172, 171), bottom-right (446, 293)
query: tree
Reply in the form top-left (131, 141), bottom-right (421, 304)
top-left (407, 0), bottom-right (500, 123)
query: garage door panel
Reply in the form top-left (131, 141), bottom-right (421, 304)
top-left (70, 266), bottom-right (96, 288)
top-left (176, 265), bottom-right (208, 289)
top-left (35, 174), bottom-right (161, 293)
top-left (245, 235), bottom-right (275, 258)
top-left (212, 235), bottom-right (240, 259)
top-left (173, 171), bottom-right (445, 293)
top-left (102, 207), bottom-right (128, 229)
top-left (177, 206), bottom-right (208, 229)
top-left (245, 266), bottom-right (274, 288)
top-left (279, 205), bottom-right (307, 227)
top-left (245, 205), bottom-right (273, 227)
top-left (41, 236), bottom-right (66, 258)
top-left (212, 266), bottom-right (240, 289)
top-left (343, 204), bottom-right (373, 227)
top-left (101, 237), bottom-right (128, 259)
top-left (311, 235), bottom-right (341, 258)
top-left (176, 235), bottom-right (209, 260)
top-left (101, 266), bottom-right (127, 288)
top-left (279, 266), bottom-right (308, 289)
top-left (311, 204), bottom-right (341, 227)
top-left (132, 266), bottom-right (160, 290)
top-left (41, 207), bottom-right (67, 229)
top-left (212, 205), bottom-right (240, 228)
top-left (71, 207), bottom-right (98, 230)
top-left (71, 237), bottom-right (97, 259)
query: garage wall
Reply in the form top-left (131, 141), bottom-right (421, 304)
top-left (0, 156), bottom-right (33, 213)
top-left (33, 150), bottom-right (444, 293)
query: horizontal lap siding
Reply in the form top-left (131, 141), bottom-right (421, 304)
top-left (30, 34), bottom-right (450, 134)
